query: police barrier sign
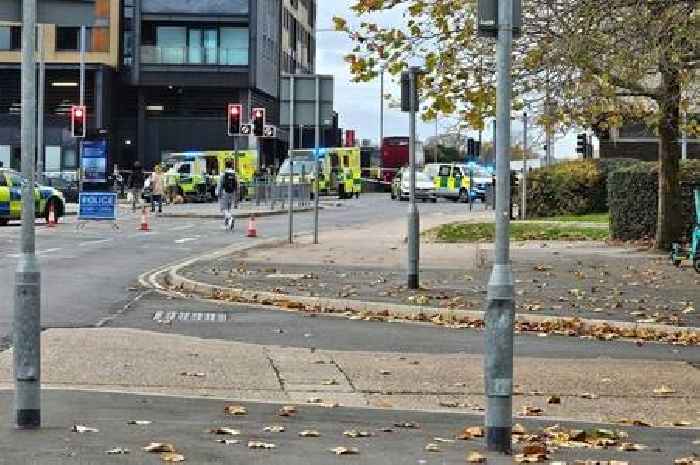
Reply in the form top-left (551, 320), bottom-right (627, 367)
top-left (79, 192), bottom-right (117, 221)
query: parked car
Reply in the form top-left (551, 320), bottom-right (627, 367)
top-left (391, 168), bottom-right (437, 202)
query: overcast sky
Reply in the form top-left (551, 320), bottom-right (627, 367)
top-left (315, 2), bottom-right (578, 159)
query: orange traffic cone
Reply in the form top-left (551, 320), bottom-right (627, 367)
top-left (246, 216), bottom-right (257, 238)
top-left (139, 206), bottom-right (150, 232)
top-left (47, 202), bottom-right (57, 228)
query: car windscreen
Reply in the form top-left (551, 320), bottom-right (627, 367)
top-left (279, 160), bottom-right (315, 175)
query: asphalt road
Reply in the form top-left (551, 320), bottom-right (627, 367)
top-left (0, 195), bottom-right (467, 348)
top-left (114, 292), bottom-right (700, 363)
top-left (0, 390), bottom-right (695, 465)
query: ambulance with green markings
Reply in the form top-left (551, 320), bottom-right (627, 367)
top-left (424, 163), bottom-right (475, 202)
top-left (279, 147), bottom-right (362, 199)
top-left (163, 150), bottom-right (258, 202)
top-left (0, 168), bottom-right (65, 226)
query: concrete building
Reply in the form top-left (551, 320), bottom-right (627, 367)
top-left (0, 0), bottom-right (118, 172)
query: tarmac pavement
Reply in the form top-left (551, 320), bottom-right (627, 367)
top-left (1, 390), bottom-right (696, 465)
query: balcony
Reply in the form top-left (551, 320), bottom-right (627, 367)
top-left (140, 46), bottom-right (248, 66)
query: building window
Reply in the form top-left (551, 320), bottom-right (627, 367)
top-left (56, 26), bottom-right (108, 52)
top-left (56, 27), bottom-right (80, 50)
top-left (0, 26), bottom-right (21, 51)
top-left (156, 26), bottom-right (187, 63)
top-left (220, 27), bottom-right (248, 65)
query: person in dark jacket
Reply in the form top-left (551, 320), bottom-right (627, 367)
top-left (129, 161), bottom-right (145, 212)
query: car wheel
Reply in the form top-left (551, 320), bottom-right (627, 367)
top-left (694, 259), bottom-right (700, 274)
top-left (0, 218), bottom-right (8, 226)
top-left (390, 192), bottom-right (396, 200)
top-left (431, 198), bottom-right (438, 203)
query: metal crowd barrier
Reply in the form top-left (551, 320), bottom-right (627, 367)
top-left (248, 177), bottom-right (313, 210)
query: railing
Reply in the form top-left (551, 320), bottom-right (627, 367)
top-left (140, 46), bottom-right (248, 66)
top-left (247, 177), bottom-right (313, 209)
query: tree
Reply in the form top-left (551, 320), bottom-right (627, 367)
top-left (336, 0), bottom-right (698, 249)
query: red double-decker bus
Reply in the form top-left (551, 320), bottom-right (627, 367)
top-left (380, 137), bottom-right (424, 183)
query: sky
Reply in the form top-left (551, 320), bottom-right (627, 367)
top-left (315, 1), bottom-right (578, 159)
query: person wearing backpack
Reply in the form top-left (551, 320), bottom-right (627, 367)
top-left (217, 160), bottom-right (238, 230)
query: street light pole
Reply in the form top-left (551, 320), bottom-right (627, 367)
top-left (522, 111), bottom-right (527, 220)
top-left (485, 0), bottom-right (515, 455)
top-left (37, 25), bottom-right (45, 183)
top-left (314, 75), bottom-right (320, 244)
top-left (288, 75), bottom-right (295, 244)
top-left (407, 67), bottom-right (420, 290)
top-left (15, 0), bottom-right (41, 430)
top-left (379, 66), bottom-right (384, 148)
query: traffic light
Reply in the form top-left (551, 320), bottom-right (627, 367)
top-left (71, 105), bottom-right (86, 138)
top-left (227, 103), bottom-right (242, 136)
top-left (252, 108), bottom-right (265, 137)
top-left (467, 138), bottom-right (476, 158)
top-left (576, 133), bottom-right (587, 155)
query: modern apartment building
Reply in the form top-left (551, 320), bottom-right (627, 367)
top-left (0, 0), bottom-right (318, 173)
top-left (115, 0), bottom-right (317, 170)
top-left (0, 0), bottom-right (118, 172)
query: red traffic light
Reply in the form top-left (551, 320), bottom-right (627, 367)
top-left (74, 108), bottom-right (83, 118)
top-left (230, 106), bottom-right (239, 115)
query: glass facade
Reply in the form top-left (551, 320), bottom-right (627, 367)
top-left (143, 24), bottom-right (249, 66)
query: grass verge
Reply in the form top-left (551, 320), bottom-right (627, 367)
top-left (542, 212), bottom-right (610, 224)
top-left (430, 222), bottom-right (609, 242)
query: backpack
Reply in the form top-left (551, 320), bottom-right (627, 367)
top-left (223, 172), bottom-right (237, 194)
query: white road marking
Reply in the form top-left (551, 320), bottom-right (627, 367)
top-left (78, 238), bottom-right (114, 247)
top-left (175, 236), bottom-right (200, 244)
top-left (171, 224), bottom-right (195, 231)
top-left (6, 247), bottom-right (62, 259)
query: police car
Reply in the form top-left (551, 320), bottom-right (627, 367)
top-left (0, 169), bottom-right (65, 226)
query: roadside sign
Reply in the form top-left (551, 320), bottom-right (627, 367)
top-left (262, 125), bottom-right (277, 138)
top-left (79, 192), bottom-right (117, 221)
top-left (81, 140), bottom-right (107, 183)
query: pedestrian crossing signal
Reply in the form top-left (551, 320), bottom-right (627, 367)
top-left (240, 124), bottom-right (252, 136)
top-left (71, 105), bottom-right (86, 138)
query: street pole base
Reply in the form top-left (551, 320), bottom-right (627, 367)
top-left (407, 274), bottom-right (418, 290)
top-left (486, 427), bottom-right (512, 454)
top-left (16, 409), bottom-right (40, 429)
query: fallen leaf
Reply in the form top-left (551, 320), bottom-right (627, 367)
top-left (215, 439), bottom-right (239, 445)
top-left (520, 406), bottom-right (543, 416)
top-left (394, 421), bottom-right (420, 429)
top-left (144, 443), bottom-right (175, 453)
top-left (209, 427), bottom-right (240, 436)
top-left (522, 443), bottom-right (547, 455)
top-left (160, 452), bottom-right (185, 462)
top-left (512, 423), bottom-right (527, 435)
top-left (466, 451), bottom-right (487, 463)
top-left (278, 405), bottom-right (297, 416)
top-left (547, 396), bottom-right (561, 404)
top-left (299, 430), bottom-right (321, 437)
top-left (248, 441), bottom-right (276, 449)
top-left (580, 392), bottom-right (599, 400)
top-left (425, 443), bottom-right (441, 452)
top-left (322, 379), bottom-right (339, 386)
top-left (72, 425), bottom-right (99, 433)
top-left (331, 446), bottom-right (359, 455)
top-left (514, 453), bottom-right (547, 463)
top-left (105, 448), bottom-right (130, 455)
top-left (380, 370), bottom-right (392, 375)
top-left (224, 405), bottom-right (248, 416)
top-left (618, 442), bottom-right (648, 451)
top-left (653, 385), bottom-right (676, 396)
top-left (674, 458), bottom-right (700, 465)
top-left (344, 430), bottom-right (372, 438)
top-left (307, 397), bottom-right (323, 404)
top-left (263, 425), bottom-right (286, 433)
top-left (179, 372), bottom-right (205, 377)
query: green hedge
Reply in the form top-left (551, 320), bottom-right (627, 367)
top-left (517, 159), bottom-right (637, 218)
top-left (608, 160), bottom-right (700, 241)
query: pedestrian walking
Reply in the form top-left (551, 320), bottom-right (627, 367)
top-left (129, 161), bottom-right (145, 212)
top-left (217, 160), bottom-right (238, 230)
top-left (149, 164), bottom-right (165, 214)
